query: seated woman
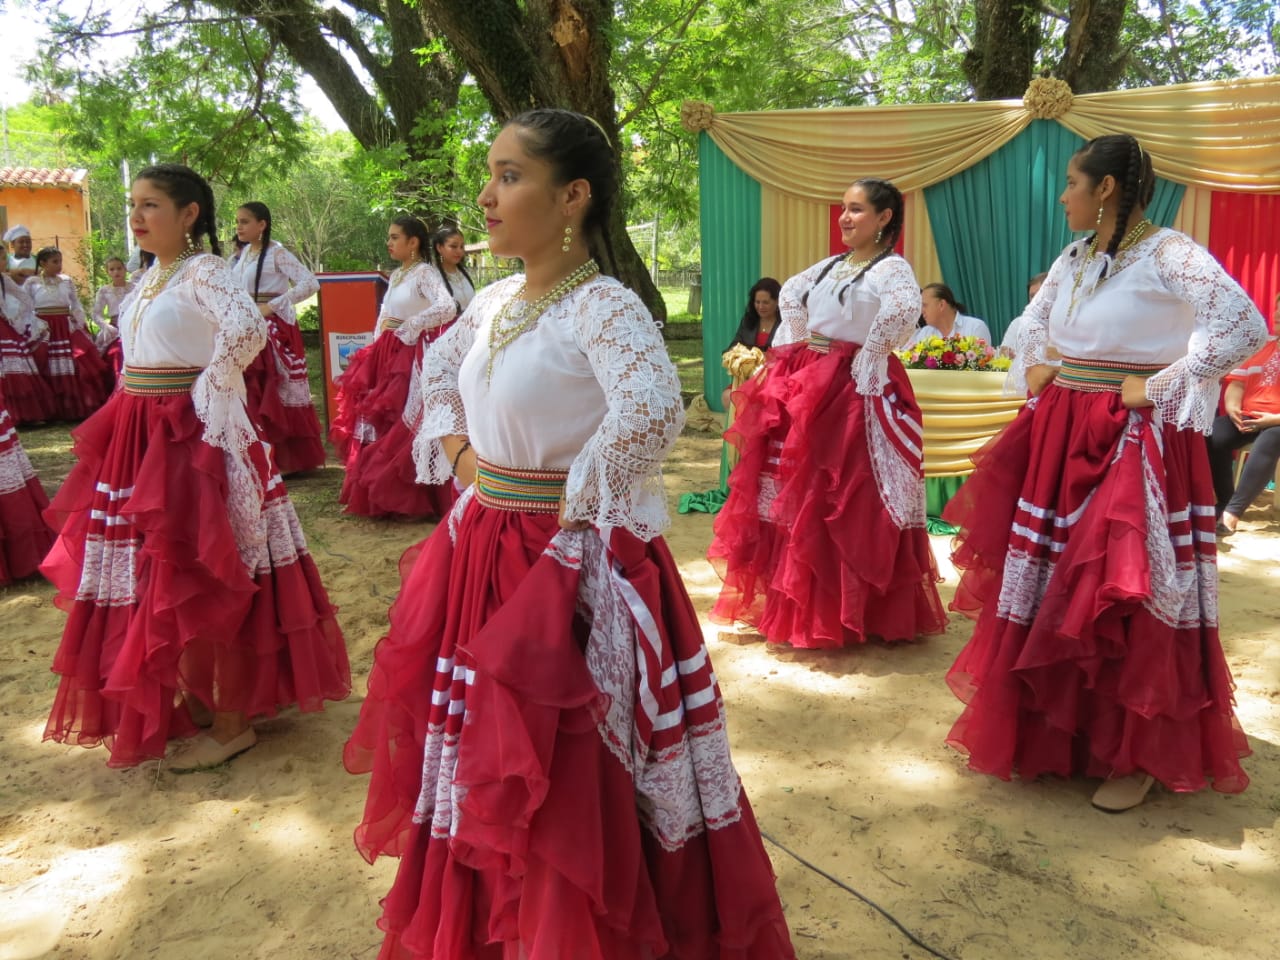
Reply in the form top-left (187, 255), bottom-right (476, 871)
top-left (908, 282), bottom-right (992, 346)
top-left (720, 277), bottom-right (780, 410)
top-left (1208, 292), bottom-right (1280, 535)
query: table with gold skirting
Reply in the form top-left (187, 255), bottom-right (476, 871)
top-left (905, 368), bottom-right (1025, 531)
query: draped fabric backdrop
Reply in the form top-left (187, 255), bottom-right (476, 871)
top-left (691, 76), bottom-right (1280, 409)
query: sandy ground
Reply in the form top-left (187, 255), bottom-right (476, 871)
top-left (2, 422), bottom-right (1278, 960)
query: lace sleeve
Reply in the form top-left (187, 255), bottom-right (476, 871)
top-left (187, 254), bottom-right (268, 458)
top-left (92, 286), bottom-right (110, 321)
top-left (396, 264), bottom-right (456, 345)
top-left (563, 282), bottom-right (684, 540)
top-left (412, 278), bottom-right (518, 484)
top-left (265, 245), bottom-right (318, 326)
top-left (775, 259), bottom-right (831, 347)
top-left (66, 279), bottom-right (88, 331)
top-left (1006, 246), bottom-right (1071, 396)
top-left (9, 283), bottom-right (41, 341)
top-left (851, 256), bottom-right (922, 396)
top-left (1144, 232), bottom-right (1268, 433)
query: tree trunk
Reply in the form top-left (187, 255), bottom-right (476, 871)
top-left (1057, 0), bottom-right (1131, 93)
top-left (423, 0), bottom-right (665, 320)
top-left (963, 0), bottom-right (1041, 100)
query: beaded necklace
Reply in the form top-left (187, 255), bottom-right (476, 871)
top-left (131, 250), bottom-right (202, 344)
top-left (390, 258), bottom-right (423, 288)
top-left (487, 260), bottom-right (599, 382)
top-left (1066, 219), bottom-right (1153, 318)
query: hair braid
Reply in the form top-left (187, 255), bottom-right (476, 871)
top-left (238, 202), bottom-right (272, 298)
top-left (1103, 138), bottom-right (1142, 263)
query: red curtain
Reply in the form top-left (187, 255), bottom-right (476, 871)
top-left (1208, 191), bottom-right (1280, 330)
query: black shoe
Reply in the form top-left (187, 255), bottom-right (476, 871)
top-left (1216, 520), bottom-right (1234, 537)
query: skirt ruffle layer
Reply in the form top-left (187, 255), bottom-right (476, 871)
top-left (709, 341), bottom-right (946, 648)
top-left (345, 496), bottom-right (794, 959)
top-left (943, 385), bottom-right (1249, 793)
top-left (243, 315), bottom-right (326, 475)
top-left (42, 389), bottom-right (350, 767)
top-left (0, 318), bottom-right (57, 423)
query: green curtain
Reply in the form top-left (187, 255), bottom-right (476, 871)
top-left (700, 133), bottom-right (761, 412)
top-left (924, 120), bottom-right (1187, 345)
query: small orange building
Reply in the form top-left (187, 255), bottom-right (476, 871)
top-left (0, 167), bottom-right (91, 287)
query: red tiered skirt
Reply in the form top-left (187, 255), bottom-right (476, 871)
top-left (0, 317), bottom-right (56, 423)
top-left (0, 386), bottom-right (54, 583)
top-left (332, 326), bottom-right (456, 519)
top-left (34, 311), bottom-right (108, 420)
top-left (942, 377), bottom-right (1250, 793)
top-left (243, 312), bottom-right (326, 475)
top-left (42, 367), bottom-right (351, 768)
top-left (708, 339), bottom-right (947, 648)
top-left (344, 465), bottom-right (794, 959)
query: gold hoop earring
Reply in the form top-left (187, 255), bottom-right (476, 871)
top-left (1095, 204), bottom-right (1105, 227)
top-left (562, 224), bottom-right (573, 254)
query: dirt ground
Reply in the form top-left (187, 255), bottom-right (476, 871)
top-left (2, 423), bottom-right (1278, 960)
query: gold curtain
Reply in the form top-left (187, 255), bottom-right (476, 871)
top-left (696, 76), bottom-right (1280, 203)
top-left (1171, 184), bottom-right (1214, 247)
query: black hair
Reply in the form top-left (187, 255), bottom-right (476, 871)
top-left (105, 255), bottom-right (126, 268)
top-left (391, 215), bottom-right (431, 264)
top-left (852, 177), bottom-right (905, 249)
top-left (923, 282), bottom-right (966, 315)
top-left (135, 163), bottom-right (222, 257)
top-left (727, 277), bottom-right (782, 351)
top-left (237, 201), bottom-right (272, 300)
top-left (429, 224), bottom-right (474, 308)
top-left (1072, 134), bottom-right (1155, 264)
top-left (504, 108), bottom-right (620, 277)
top-left (35, 247), bottom-right (61, 270)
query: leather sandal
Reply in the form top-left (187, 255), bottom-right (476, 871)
top-left (167, 729), bottom-right (257, 772)
top-left (1091, 772), bottom-right (1156, 812)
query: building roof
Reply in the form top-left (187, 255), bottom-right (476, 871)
top-left (0, 167), bottom-right (89, 189)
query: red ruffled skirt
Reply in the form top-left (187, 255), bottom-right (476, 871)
top-left (35, 312), bottom-right (108, 421)
top-left (42, 383), bottom-right (351, 768)
top-left (942, 384), bottom-right (1250, 792)
top-left (332, 327), bottom-right (456, 519)
top-left (0, 317), bottom-right (56, 423)
top-left (344, 493), bottom-right (795, 959)
top-left (708, 340), bottom-right (946, 648)
top-left (0, 388), bottom-right (54, 583)
top-left (243, 313), bottom-right (326, 475)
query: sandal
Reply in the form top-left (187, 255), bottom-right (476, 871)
top-left (167, 729), bottom-right (257, 772)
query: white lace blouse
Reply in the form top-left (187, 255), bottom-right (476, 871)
top-left (413, 274), bottom-right (685, 540)
top-left (24, 275), bottom-right (87, 329)
top-left (119, 254), bottom-right (267, 460)
top-left (1011, 228), bottom-right (1268, 432)
top-left (441, 269), bottom-right (476, 314)
top-left (1, 279), bottom-right (40, 340)
top-left (777, 254), bottom-right (923, 396)
top-left (228, 241), bottom-right (318, 326)
top-left (93, 281), bottom-right (136, 321)
top-left (379, 262), bottom-right (457, 346)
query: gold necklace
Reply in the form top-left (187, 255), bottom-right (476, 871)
top-left (141, 250), bottom-right (200, 300)
top-left (487, 260), bottom-right (599, 382)
top-left (1067, 219), bottom-right (1154, 316)
top-left (390, 258), bottom-right (422, 288)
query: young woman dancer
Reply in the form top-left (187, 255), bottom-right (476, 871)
top-left (24, 248), bottom-right (109, 419)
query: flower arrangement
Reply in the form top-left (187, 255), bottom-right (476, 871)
top-left (896, 335), bottom-right (1011, 372)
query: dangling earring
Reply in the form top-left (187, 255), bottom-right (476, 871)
top-left (1095, 204), bottom-right (1105, 227)
top-left (875, 227), bottom-right (884, 245)
top-left (562, 224), bottom-right (573, 254)
top-left (184, 230), bottom-right (195, 253)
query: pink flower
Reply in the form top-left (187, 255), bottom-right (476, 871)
top-left (924, 356), bottom-right (939, 369)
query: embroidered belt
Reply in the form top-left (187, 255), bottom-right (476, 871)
top-left (123, 365), bottom-right (202, 395)
top-left (474, 458), bottom-right (568, 514)
top-left (1056, 356), bottom-right (1165, 393)
top-left (807, 332), bottom-right (834, 354)
top-left (34, 308), bottom-right (71, 318)
top-left (253, 294), bottom-right (284, 304)
top-left (380, 318), bottom-right (403, 330)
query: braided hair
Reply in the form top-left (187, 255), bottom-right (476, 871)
top-left (429, 224), bottom-right (474, 304)
top-left (237, 202), bottom-right (273, 300)
top-left (503, 108), bottom-right (620, 278)
top-left (134, 164), bottom-right (222, 256)
top-left (391, 215), bottom-right (431, 266)
top-left (1072, 134), bottom-right (1155, 266)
